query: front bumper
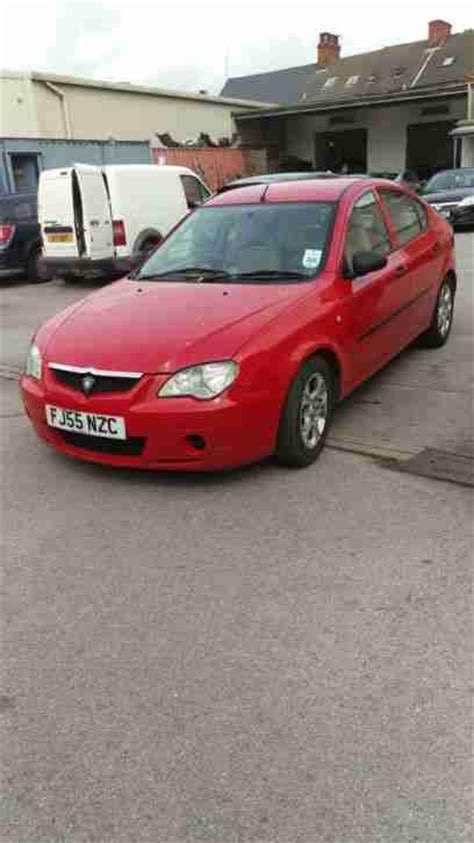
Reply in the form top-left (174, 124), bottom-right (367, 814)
top-left (19, 371), bottom-right (278, 471)
top-left (39, 255), bottom-right (133, 281)
top-left (450, 205), bottom-right (474, 229)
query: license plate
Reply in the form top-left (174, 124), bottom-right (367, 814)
top-left (46, 405), bottom-right (126, 439)
top-left (46, 233), bottom-right (73, 243)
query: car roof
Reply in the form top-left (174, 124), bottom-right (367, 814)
top-left (218, 171), bottom-right (339, 192)
top-left (208, 176), bottom-right (390, 205)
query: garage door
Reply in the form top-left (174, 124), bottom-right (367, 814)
top-left (406, 121), bottom-right (456, 181)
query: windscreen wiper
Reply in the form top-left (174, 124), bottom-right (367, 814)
top-left (136, 267), bottom-right (231, 281)
top-left (232, 270), bottom-right (309, 280)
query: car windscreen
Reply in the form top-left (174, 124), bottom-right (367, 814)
top-left (135, 202), bottom-right (336, 283)
top-left (425, 169), bottom-right (474, 192)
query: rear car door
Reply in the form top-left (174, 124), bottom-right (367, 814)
top-left (341, 189), bottom-right (414, 384)
top-left (378, 189), bottom-right (443, 334)
top-left (74, 165), bottom-right (113, 260)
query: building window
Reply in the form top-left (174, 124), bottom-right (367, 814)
top-left (9, 154), bottom-right (39, 193)
top-left (420, 104), bottom-right (450, 116)
top-left (442, 56), bottom-right (455, 67)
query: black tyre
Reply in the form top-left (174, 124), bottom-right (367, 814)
top-left (26, 246), bottom-right (44, 284)
top-left (419, 276), bottom-right (455, 348)
top-left (275, 355), bottom-right (335, 468)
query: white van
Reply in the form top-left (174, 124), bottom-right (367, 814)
top-left (38, 164), bottom-right (211, 280)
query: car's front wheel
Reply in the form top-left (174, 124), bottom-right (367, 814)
top-left (275, 355), bottom-right (335, 467)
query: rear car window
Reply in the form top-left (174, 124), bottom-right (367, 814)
top-left (381, 191), bottom-right (425, 245)
top-left (0, 195), bottom-right (37, 223)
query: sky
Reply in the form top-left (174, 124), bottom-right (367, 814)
top-left (0, 0), bottom-right (472, 95)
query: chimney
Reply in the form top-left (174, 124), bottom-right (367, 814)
top-left (317, 32), bottom-right (340, 66)
top-left (428, 19), bottom-right (452, 46)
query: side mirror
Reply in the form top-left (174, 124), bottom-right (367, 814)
top-left (351, 251), bottom-right (388, 278)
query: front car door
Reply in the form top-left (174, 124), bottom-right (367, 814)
top-left (339, 189), bottom-right (414, 387)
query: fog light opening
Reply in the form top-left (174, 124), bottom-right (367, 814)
top-left (186, 434), bottom-right (207, 452)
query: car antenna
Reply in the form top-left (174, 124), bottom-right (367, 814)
top-left (260, 184), bottom-right (270, 203)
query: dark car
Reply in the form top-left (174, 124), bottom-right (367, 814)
top-left (423, 168), bottom-right (474, 229)
top-left (218, 171), bottom-right (338, 193)
top-left (0, 193), bottom-right (43, 282)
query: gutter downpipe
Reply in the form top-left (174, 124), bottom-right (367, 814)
top-left (43, 80), bottom-right (72, 139)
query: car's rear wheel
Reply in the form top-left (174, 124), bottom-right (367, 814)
top-left (419, 276), bottom-right (455, 347)
top-left (275, 355), bottom-right (335, 467)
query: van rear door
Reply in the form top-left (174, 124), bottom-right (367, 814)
top-left (74, 165), bottom-right (113, 260)
top-left (39, 168), bottom-right (79, 259)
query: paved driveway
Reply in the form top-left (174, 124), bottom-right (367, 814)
top-left (0, 234), bottom-right (472, 843)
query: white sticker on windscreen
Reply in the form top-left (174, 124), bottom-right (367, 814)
top-left (302, 248), bottom-right (322, 270)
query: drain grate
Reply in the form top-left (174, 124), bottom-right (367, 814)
top-left (398, 448), bottom-right (474, 488)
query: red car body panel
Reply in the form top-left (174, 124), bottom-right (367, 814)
top-left (20, 178), bottom-right (455, 470)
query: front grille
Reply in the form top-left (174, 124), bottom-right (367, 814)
top-left (58, 430), bottom-right (146, 456)
top-left (52, 369), bottom-right (141, 395)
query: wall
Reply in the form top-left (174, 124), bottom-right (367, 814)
top-left (0, 75), bottom-right (39, 137)
top-left (0, 138), bottom-right (150, 194)
top-left (461, 135), bottom-right (474, 166)
top-left (283, 96), bottom-right (467, 171)
top-left (152, 147), bottom-right (268, 191)
top-left (32, 80), bottom-right (249, 142)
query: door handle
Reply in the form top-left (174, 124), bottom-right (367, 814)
top-left (431, 241), bottom-right (441, 255)
top-left (394, 264), bottom-right (407, 277)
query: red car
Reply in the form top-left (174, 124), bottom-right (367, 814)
top-left (20, 178), bottom-right (455, 471)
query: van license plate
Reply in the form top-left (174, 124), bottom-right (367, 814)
top-left (46, 405), bottom-right (126, 439)
top-left (47, 233), bottom-right (73, 243)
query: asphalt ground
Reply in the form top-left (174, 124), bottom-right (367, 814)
top-left (0, 233), bottom-right (472, 843)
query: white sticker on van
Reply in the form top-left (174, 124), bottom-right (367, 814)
top-left (302, 248), bottom-right (322, 270)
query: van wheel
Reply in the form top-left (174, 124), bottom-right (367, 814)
top-left (27, 246), bottom-right (43, 284)
top-left (139, 237), bottom-right (161, 263)
top-left (275, 356), bottom-right (335, 468)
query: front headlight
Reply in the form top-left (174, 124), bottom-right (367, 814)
top-left (25, 343), bottom-right (42, 380)
top-left (458, 194), bottom-right (474, 208)
top-left (159, 361), bottom-right (238, 399)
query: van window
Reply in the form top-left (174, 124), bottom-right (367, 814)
top-left (10, 154), bottom-right (40, 193)
top-left (181, 175), bottom-right (210, 208)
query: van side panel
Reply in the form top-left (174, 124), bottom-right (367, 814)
top-left (104, 167), bottom-right (188, 259)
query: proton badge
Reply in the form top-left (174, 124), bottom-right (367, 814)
top-left (82, 374), bottom-right (96, 395)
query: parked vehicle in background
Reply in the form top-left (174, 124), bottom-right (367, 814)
top-left (394, 170), bottom-right (423, 192)
top-left (21, 176), bottom-right (456, 472)
top-left (0, 193), bottom-right (43, 283)
top-left (423, 167), bottom-right (474, 228)
top-left (39, 164), bottom-right (211, 281)
top-left (355, 171), bottom-right (423, 192)
top-left (218, 171), bottom-right (340, 193)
